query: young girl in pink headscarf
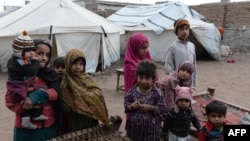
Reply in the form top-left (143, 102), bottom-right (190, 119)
top-left (124, 32), bottom-right (152, 93)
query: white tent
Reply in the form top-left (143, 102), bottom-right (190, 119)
top-left (0, 0), bottom-right (124, 73)
top-left (107, 0), bottom-right (221, 62)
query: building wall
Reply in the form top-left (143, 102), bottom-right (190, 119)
top-left (77, 1), bottom-right (250, 53)
top-left (191, 1), bottom-right (250, 53)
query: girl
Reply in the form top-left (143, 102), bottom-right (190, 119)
top-left (158, 60), bottom-right (194, 112)
top-left (164, 19), bottom-right (197, 86)
top-left (5, 39), bottom-right (61, 141)
top-left (124, 32), bottom-right (152, 130)
top-left (124, 59), bottom-right (166, 141)
top-left (7, 31), bottom-right (47, 129)
top-left (124, 32), bottom-right (152, 93)
top-left (60, 48), bottom-right (109, 133)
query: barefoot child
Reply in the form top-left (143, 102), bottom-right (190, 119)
top-left (124, 59), bottom-right (166, 141)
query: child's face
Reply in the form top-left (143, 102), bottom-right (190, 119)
top-left (137, 74), bottom-right (153, 92)
top-left (54, 66), bottom-right (65, 79)
top-left (178, 69), bottom-right (191, 80)
top-left (176, 98), bottom-right (190, 110)
top-left (71, 60), bottom-right (84, 76)
top-left (207, 113), bottom-right (226, 129)
top-left (138, 42), bottom-right (149, 58)
top-left (177, 25), bottom-right (189, 41)
top-left (36, 44), bottom-right (50, 68)
top-left (23, 50), bottom-right (36, 60)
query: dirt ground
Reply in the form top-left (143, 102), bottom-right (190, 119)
top-left (1, 53), bottom-right (250, 141)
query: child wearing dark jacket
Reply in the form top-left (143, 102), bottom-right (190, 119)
top-left (162, 86), bottom-right (201, 141)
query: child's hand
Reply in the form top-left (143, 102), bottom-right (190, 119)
top-left (31, 55), bottom-right (39, 61)
top-left (22, 97), bottom-right (33, 110)
top-left (129, 101), bottom-right (140, 110)
top-left (139, 104), bottom-right (155, 112)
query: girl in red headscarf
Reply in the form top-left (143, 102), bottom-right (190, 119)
top-left (123, 32), bottom-right (152, 131)
top-left (124, 32), bottom-right (152, 93)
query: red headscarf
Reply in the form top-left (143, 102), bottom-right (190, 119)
top-left (124, 33), bottom-right (151, 93)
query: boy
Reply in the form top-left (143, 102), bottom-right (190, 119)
top-left (164, 19), bottom-right (197, 86)
top-left (198, 100), bottom-right (227, 141)
top-left (52, 56), bottom-right (65, 82)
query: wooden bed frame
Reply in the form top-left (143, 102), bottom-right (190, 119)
top-left (47, 88), bottom-right (250, 140)
top-left (47, 115), bottom-right (124, 141)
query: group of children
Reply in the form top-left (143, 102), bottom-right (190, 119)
top-left (124, 59), bottom-right (227, 141)
top-left (6, 30), bottom-right (109, 140)
top-left (6, 18), bottom-right (228, 141)
top-left (123, 19), bottom-right (227, 141)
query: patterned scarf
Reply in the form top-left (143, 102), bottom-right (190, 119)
top-left (60, 49), bottom-right (109, 126)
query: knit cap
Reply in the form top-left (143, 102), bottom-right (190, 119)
top-left (175, 86), bottom-right (193, 103)
top-left (12, 30), bottom-right (35, 57)
top-left (174, 19), bottom-right (190, 35)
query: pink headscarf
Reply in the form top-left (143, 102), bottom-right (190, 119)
top-left (124, 33), bottom-right (151, 93)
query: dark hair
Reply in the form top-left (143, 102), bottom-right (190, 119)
top-left (173, 19), bottom-right (181, 27)
top-left (22, 48), bottom-right (36, 57)
top-left (52, 56), bottom-right (65, 68)
top-left (179, 62), bottom-right (194, 74)
top-left (205, 100), bottom-right (227, 116)
top-left (34, 39), bottom-right (52, 49)
top-left (136, 59), bottom-right (157, 80)
top-left (34, 39), bottom-right (52, 65)
top-left (173, 19), bottom-right (190, 35)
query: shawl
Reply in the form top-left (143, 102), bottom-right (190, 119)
top-left (60, 49), bottom-right (109, 126)
top-left (124, 33), bottom-right (152, 93)
top-left (157, 60), bottom-right (194, 111)
top-left (176, 60), bottom-right (194, 87)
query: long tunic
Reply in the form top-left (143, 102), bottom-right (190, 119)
top-left (164, 39), bottom-right (197, 86)
top-left (124, 84), bottom-right (166, 141)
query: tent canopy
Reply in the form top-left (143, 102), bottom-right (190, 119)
top-left (108, 0), bottom-right (221, 61)
top-left (0, 0), bottom-right (124, 73)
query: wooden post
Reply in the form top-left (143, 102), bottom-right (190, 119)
top-left (207, 86), bottom-right (215, 96)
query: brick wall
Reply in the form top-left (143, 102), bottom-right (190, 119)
top-left (191, 2), bottom-right (250, 53)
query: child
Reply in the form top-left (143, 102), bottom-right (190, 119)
top-left (6, 39), bottom-right (61, 140)
top-left (162, 86), bottom-right (201, 141)
top-left (198, 100), bottom-right (227, 141)
top-left (123, 32), bottom-right (152, 131)
top-left (124, 32), bottom-right (152, 93)
top-left (158, 60), bottom-right (194, 112)
top-left (52, 56), bottom-right (65, 82)
top-left (164, 19), bottom-right (197, 86)
top-left (124, 59), bottom-right (166, 141)
top-left (6, 31), bottom-right (48, 129)
top-left (60, 48), bottom-right (109, 133)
